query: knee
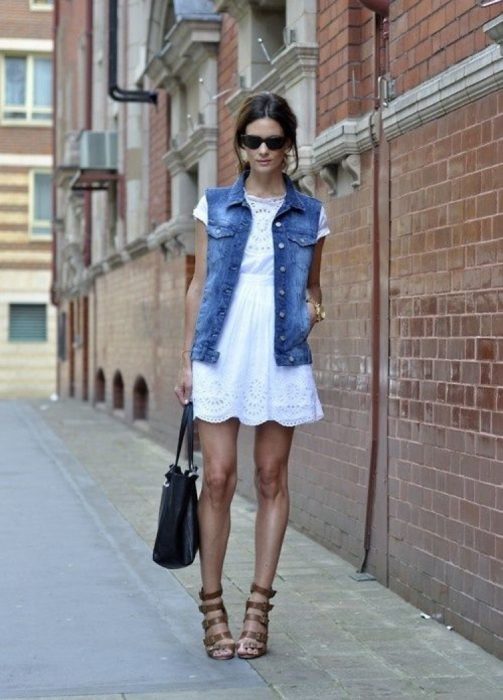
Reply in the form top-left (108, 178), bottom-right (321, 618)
top-left (202, 461), bottom-right (236, 506)
top-left (255, 461), bottom-right (287, 501)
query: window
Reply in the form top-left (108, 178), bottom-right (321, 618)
top-left (9, 304), bottom-right (47, 342)
top-left (30, 0), bottom-right (54, 9)
top-left (1, 54), bottom-right (52, 123)
top-left (30, 170), bottom-right (52, 236)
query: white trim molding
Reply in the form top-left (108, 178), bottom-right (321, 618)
top-left (312, 39), bottom-right (503, 192)
top-left (0, 154), bottom-right (53, 167)
top-left (0, 39), bottom-right (53, 52)
top-left (484, 14), bottom-right (503, 53)
top-left (382, 43), bottom-right (503, 140)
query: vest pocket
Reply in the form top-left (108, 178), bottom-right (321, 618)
top-left (286, 230), bottom-right (315, 272)
top-left (206, 223), bottom-right (236, 239)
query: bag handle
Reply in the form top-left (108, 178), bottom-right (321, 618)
top-left (173, 401), bottom-right (196, 474)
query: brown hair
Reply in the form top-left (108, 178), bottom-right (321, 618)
top-left (233, 92), bottom-right (299, 173)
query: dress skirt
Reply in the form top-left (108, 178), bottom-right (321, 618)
top-left (192, 271), bottom-right (323, 427)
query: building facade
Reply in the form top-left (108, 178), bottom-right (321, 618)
top-left (0, 0), bottom-right (55, 398)
top-left (53, 1), bottom-right (503, 657)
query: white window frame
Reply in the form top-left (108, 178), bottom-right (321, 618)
top-left (30, 0), bottom-right (54, 11)
top-left (0, 53), bottom-right (52, 125)
top-left (29, 169), bottom-right (52, 239)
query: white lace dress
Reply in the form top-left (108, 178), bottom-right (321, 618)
top-left (192, 192), bottom-right (329, 426)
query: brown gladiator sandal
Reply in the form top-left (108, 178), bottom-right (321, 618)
top-left (198, 587), bottom-right (235, 660)
top-left (237, 583), bottom-right (276, 660)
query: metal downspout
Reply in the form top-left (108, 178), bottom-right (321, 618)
top-left (81, 0), bottom-right (93, 402)
top-left (51, 0), bottom-right (59, 396)
top-left (357, 1), bottom-right (390, 576)
top-left (51, 0), bottom-right (59, 306)
top-left (108, 0), bottom-right (157, 104)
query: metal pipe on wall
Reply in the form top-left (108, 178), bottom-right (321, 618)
top-left (358, 3), bottom-right (390, 576)
top-left (50, 0), bottom-right (59, 308)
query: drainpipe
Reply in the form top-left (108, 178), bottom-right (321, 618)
top-left (108, 0), bottom-right (157, 104)
top-left (50, 0), bottom-right (59, 308)
top-left (51, 0), bottom-right (59, 399)
top-left (357, 0), bottom-right (390, 575)
top-left (83, 0), bottom-right (93, 268)
top-left (81, 0), bottom-right (93, 402)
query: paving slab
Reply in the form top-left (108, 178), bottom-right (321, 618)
top-left (5, 397), bottom-right (501, 700)
top-left (0, 402), bottom-right (263, 699)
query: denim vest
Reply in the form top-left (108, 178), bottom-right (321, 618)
top-left (191, 173), bottom-right (322, 367)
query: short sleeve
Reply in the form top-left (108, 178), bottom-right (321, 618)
top-left (317, 205), bottom-right (330, 241)
top-left (193, 195), bottom-right (208, 225)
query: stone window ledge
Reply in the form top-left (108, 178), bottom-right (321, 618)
top-left (145, 17), bottom-right (220, 87)
top-left (382, 43), bottom-right (503, 141)
top-left (225, 41), bottom-right (318, 116)
top-left (163, 126), bottom-right (218, 174)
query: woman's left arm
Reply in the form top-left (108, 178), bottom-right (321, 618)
top-left (306, 237), bottom-right (326, 328)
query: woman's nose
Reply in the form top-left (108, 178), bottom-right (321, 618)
top-left (258, 142), bottom-right (269, 155)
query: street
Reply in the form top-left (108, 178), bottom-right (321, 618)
top-left (1, 400), bottom-right (501, 699)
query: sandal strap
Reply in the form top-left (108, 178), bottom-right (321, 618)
top-left (239, 629), bottom-right (268, 644)
top-left (245, 600), bottom-right (273, 613)
top-left (202, 614), bottom-right (228, 630)
top-left (204, 632), bottom-right (236, 648)
top-left (251, 582), bottom-right (276, 598)
top-left (199, 586), bottom-right (223, 601)
top-left (243, 612), bottom-right (267, 625)
top-left (199, 601), bottom-right (227, 614)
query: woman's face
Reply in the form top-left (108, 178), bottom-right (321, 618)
top-left (242, 118), bottom-right (289, 177)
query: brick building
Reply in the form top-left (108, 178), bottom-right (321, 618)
top-left (0, 0), bottom-right (55, 397)
top-left (53, 1), bottom-right (503, 657)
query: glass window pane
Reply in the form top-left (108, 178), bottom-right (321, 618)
top-left (33, 58), bottom-right (52, 107)
top-left (5, 57), bottom-right (26, 106)
top-left (34, 172), bottom-right (52, 225)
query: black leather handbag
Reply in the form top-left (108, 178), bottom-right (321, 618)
top-left (153, 402), bottom-right (199, 569)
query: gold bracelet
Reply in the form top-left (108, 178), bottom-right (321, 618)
top-left (306, 297), bottom-right (326, 323)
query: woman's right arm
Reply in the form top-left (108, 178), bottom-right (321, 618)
top-left (174, 219), bottom-right (207, 405)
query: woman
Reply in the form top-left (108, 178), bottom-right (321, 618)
top-left (175, 92), bottom-right (329, 661)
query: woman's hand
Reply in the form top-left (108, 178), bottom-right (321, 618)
top-left (175, 359), bottom-right (193, 405)
top-left (307, 300), bottom-right (317, 331)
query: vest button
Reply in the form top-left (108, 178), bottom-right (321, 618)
top-left (279, 311), bottom-right (285, 318)
top-left (280, 335), bottom-right (286, 341)
top-left (280, 265), bottom-right (286, 272)
top-left (278, 242), bottom-right (285, 249)
top-left (275, 221), bottom-right (282, 227)
top-left (289, 355), bottom-right (294, 363)
top-left (279, 289), bottom-right (285, 296)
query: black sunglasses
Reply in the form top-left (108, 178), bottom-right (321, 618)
top-left (240, 134), bottom-right (286, 150)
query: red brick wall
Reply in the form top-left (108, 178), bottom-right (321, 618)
top-left (81, 251), bottom-right (190, 445)
top-left (388, 91), bottom-right (503, 652)
top-left (318, 1), bottom-right (374, 130)
top-left (0, 1), bottom-right (52, 155)
top-left (390, 1), bottom-right (502, 94)
top-left (148, 90), bottom-right (171, 227)
top-left (2, 0), bottom-right (52, 39)
top-left (217, 13), bottom-right (238, 186)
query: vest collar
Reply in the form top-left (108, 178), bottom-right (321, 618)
top-left (227, 172), bottom-right (305, 212)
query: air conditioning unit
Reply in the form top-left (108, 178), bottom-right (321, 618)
top-left (79, 131), bottom-right (118, 170)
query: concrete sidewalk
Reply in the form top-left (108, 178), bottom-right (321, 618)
top-left (2, 399), bottom-right (501, 699)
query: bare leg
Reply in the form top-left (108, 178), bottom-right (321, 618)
top-left (237, 421), bottom-right (294, 657)
top-left (197, 417), bottom-right (240, 659)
